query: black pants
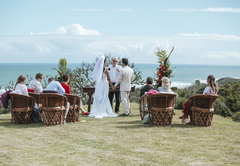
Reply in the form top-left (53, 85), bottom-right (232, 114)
top-left (109, 83), bottom-right (121, 113)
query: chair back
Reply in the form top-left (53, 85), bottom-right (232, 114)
top-left (139, 94), bottom-right (148, 120)
top-left (147, 93), bottom-right (177, 126)
top-left (9, 93), bottom-right (35, 124)
top-left (29, 92), bottom-right (41, 105)
top-left (189, 94), bottom-right (218, 126)
top-left (147, 93), bottom-right (177, 110)
top-left (64, 94), bottom-right (80, 106)
top-left (40, 93), bottom-right (67, 108)
top-left (9, 93), bottom-right (35, 111)
top-left (189, 94), bottom-right (218, 110)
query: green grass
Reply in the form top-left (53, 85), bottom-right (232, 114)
top-left (0, 103), bottom-right (240, 166)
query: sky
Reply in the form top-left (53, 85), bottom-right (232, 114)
top-left (0, 0), bottom-right (240, 65)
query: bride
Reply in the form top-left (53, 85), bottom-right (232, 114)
top-left (88, 55), bottom-right (118, 118)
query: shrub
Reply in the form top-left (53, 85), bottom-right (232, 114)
top-left (175, 97), bottom-right (188, 110)
top-left (214, 99), bottom-right (232, 117)
top-left (232, 112), bottom-right (240, 122)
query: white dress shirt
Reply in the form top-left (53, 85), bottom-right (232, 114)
top-left (108, 65), bottom-right (122, 83)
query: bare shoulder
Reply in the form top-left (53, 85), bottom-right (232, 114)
top-left (104, 67), bottom-right (109, 73)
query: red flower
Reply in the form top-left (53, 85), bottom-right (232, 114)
top-left (163, 67), bottom-right (166, 71)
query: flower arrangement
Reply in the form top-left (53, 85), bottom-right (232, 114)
top-left (155, 47), bottom-right (175, 87)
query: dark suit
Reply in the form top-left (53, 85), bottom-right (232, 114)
top-left (109, 83), bottom-right (121, 113)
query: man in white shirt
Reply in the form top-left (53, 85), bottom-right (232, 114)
top-left (108, 57), bottom-right (122, 113)
top-left (28, 73), bottom-right (44, 93)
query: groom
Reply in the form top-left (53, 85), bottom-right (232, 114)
top-left (113, 58), bottom-right (134, 116)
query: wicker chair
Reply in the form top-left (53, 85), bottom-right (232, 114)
top-left (9, 93), bottom-right (35, 124)
top-left (29, 92), bottom-right (42, 118)
top-left (40, 93), bottom-right (67, 126)
top-left (64, 94), bottom-right (80, 123)
top-left (189, 94), bottom-right (218, 127)
top-left (139, 94), bottom-right (148, 120)
top-left (147, 93), bottom-right (177, 126)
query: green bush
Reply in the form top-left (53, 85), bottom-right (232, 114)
top-left (175, 97), bottom-right (188, 110)
top-left (232, 112), bottom-right (240, 122)
top-left (214, 99), bottom-right (232, 117)
top-left (0, 101), bottom-right (11, 114)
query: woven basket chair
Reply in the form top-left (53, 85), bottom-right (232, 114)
top-left (189, 94), bottom-right (218, 127)
top-left (147, 93), bottom-right (177, 126)
top-left (64, 94), bottom-right (80, 123)
top-left (29, 92), bottom-right (42, 118)
top-left (40, 93), bottom-right (67, 126)
top-left (139, 94), bottom-right (149, 120)
top-left (9, 93), bottom-right (35, 124)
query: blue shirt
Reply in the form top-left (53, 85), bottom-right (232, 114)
top-left (45, 81), bottom-right (65, 95)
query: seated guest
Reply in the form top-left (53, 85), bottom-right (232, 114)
top-left (11, 75), bottom-right (42, 123)
top-left (180, 75), bottom-right (218, 124)
top-left (45, 78), bottom-right (65, 95)
top-left (28, 73), bottom-right (44, 93)
top-left (140, 77), bottom-right (156, 97)
top-left (45, 77), bottom-right (68, 124)
top-left (143, 77), bottom-right (176, 124)
top-left (61, 74), bottom-right (90, 115)
top-left (157, 77), bottom-right (173, 93)
top-left (61, 74), bottom-right (71, 94)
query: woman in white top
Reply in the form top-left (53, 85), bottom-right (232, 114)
top-left (180, 75), bottom-right (218, 124)
top-left (11, 75), bottom-right (42, 123)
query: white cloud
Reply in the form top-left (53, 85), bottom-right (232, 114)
top-left (178, 33), bottom-right (240, 41)
top-left (30, 32), bottom-right (33, 35)
top-left (201, 8), bottom-right (240, 12)
top-left (39, 24), bottom-right (101, 35)
top-left (163, 7), bottom-right (240, 13)
top-left (0, 34), bottom-right (240, 65)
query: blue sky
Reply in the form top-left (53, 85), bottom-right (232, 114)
top-left (0, 0), bottom-right (240, 64)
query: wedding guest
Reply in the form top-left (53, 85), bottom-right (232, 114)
top-left (45, 78), bottom-right (65, 95)
top-left (142, 77), bottom-right (176, 124)
top-left (140, 77), bottom-right (156, 97)
top-left (108, 57), bottom-right (122, 113)
top-left (180, 75), bottom-right (218, 124)
top-left (157, 77), bottom-right (173, 93)
top-left (28, 73), bottom-right (44, 93)
top-left (61, 74), bottom-right (71, 94)
top-left (45, 78), bottom-right (69, 124)
top-left (11, 75), bottom-right (42, 123)
top-left (61, 74), bottom-right (89, 115)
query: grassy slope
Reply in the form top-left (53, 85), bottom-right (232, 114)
top-left (0, 103), bottom-right (240, 166)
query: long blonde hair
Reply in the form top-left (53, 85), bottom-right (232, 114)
top-left (13, 75), bottom-right (26, 90)
top-left (208, 75), bottom-right (218, 94)
top-left (162, 77), bottom-right (170, 90)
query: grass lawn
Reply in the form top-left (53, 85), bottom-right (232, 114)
top-left (0, 103), bottom-right (240, 166)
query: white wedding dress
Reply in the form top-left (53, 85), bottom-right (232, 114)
top-left (89, 61), bottom-right (118, 118)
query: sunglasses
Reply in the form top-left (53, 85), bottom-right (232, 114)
top-left (112, 60), bottom-right (117, 62)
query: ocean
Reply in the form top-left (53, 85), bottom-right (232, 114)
top-left (0, 63), bottom-right (240, 90)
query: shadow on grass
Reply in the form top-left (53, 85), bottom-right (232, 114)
top-left (0, 118), bottom-right (44, 129)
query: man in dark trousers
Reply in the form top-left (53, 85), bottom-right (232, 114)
top-left (108, 57), bottom-right (122, 113)
top-left (140, 77), bottom-right (156, 97)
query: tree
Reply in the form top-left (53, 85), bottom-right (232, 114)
top-left (52, 58), bottom-right (72, 82)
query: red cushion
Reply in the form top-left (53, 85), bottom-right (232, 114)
top-left (28, 88), bottom-right (34, 92)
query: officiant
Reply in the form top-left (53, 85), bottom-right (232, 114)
top-left (108, 57), bottom-right (122, 113)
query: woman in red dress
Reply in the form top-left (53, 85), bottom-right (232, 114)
top-left (61, 74), bottom-right (90, 115)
